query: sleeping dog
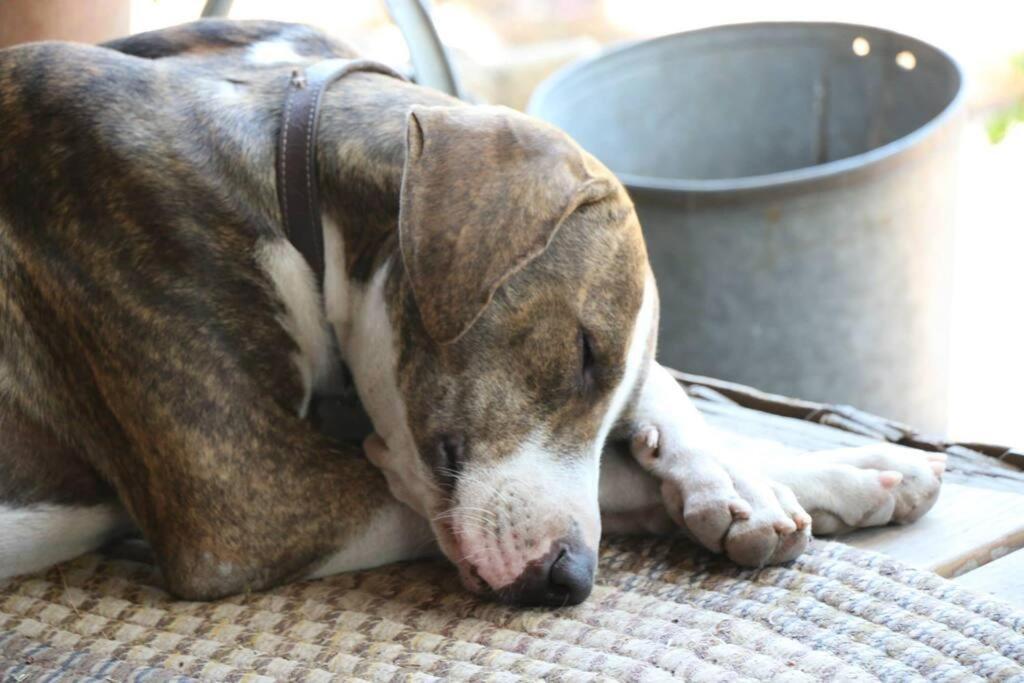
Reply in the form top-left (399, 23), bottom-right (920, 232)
top-left (0, 20), bottom-right (944, 606)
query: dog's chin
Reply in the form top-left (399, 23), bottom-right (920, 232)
top-left (430, 516), bottom-right (488, 595)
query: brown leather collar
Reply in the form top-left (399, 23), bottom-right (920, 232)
top-left (275, 58), bottom-right (406, 287)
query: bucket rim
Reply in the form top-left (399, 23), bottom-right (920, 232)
top-left (527, 20), bottom-right (967, 195)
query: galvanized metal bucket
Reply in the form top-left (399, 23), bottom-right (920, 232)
top-left (529, 23), bottom-right (965, 432)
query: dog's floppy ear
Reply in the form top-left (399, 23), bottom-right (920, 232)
top-left (399, 105), bottom-right (615, 344)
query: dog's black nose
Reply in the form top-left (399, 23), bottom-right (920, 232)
top-left (501, 537), bottom-right (597, 607)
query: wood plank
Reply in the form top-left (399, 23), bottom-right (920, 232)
top-left (841, 483), bottom-right (1024, 577)
top-left (688, 400), bottom-right (1024, 576)
top-left (694, 398), bottom-right (1024, 493)
top-left (697, 399), bottom-right (874, 452)
top-left (681, 372), bottom-right (1024, 473)
top-left (953, 550), bottom-right (1024, 611)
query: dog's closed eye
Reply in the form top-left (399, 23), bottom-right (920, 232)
top-left (431, 434), bottom-right (465, 492)
top-left (579, 328), bottom-right (597, 392)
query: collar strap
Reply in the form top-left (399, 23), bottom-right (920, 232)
top-left (275, 58), bottom-right (407, 286)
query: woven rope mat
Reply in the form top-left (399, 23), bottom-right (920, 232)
top-left (2, 538), bottom-right (1022, 682)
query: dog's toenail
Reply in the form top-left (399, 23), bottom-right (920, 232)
top-left (879, 470), bottom-right (903, 488)
top-left (930, 461), bottom-right (946, 476)
top-left (730, 503), bottom-right (751, 521)
top-left (774, 520), bottom-right (797, 534)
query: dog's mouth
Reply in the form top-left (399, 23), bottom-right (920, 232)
top-left (432, 510), bottom-right (597, 607)
top-left (378, 433), bottom-right (600, 605)
top-left (432, 515), bottom-right (488, 594)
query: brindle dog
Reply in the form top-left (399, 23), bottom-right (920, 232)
top-left (0, 20), bottom-right (944, 606)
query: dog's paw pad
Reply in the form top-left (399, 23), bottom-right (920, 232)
top-left (774, 530), bottom-right (811, 563)
top-left (723, 523), bottom-right (777, 567)
top-left (723, 517), bottom-right (809, 567)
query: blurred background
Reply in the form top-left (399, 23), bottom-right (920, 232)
top-left (2, 0), bottom-right (1021, 444)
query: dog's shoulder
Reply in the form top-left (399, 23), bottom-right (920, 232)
top-left (0, 20), bottom-right (357, 121)
top-left (0, 38), bottom-right (167, 149)
top-left (0, 37), bottom-right (141, 102)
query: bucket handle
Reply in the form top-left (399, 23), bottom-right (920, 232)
top-left (384, 0), bottom-right (465, 99)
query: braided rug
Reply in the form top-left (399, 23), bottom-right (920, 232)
top-left (1, 537), bottom-right (1022, 682)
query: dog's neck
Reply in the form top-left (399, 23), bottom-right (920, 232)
top-left (203, 68), bottom-right (454, 295)
top-left (308, 79), bottom-right (432, 458)
top-left (313, 77), bottom-right (455, 344)
top-left (205, 70), bottom-right (455, 411)
top-left (306, 78), bottom-right (461, 444)
top-left (317, 77), bottom-right (456, 279)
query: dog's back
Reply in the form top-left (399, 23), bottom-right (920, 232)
top-left (0, 41), bottom-right (143, 568)
top-left (0, 32), bottom-right (291, 479)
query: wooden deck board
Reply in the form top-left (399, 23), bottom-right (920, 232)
top-left (683, 394), bottom-right (1024, 603)
top-left (695, 398), bottom-right (1024, 492)
top-left (953, 550), bottom-right (1024, 610)
top-left (840, 483), bottom-right (1024, 577)
top-left (690, 397), bottom-right (1024, 584)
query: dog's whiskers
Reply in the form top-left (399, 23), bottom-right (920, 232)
top-left (458, 546), bottom-right (492, 565)
top-left (432, 506), bottom-right (496, 522)
top-left (439, 467), bottom-right (514, 508)
top-left (455, 517), bottom-right (500, 541)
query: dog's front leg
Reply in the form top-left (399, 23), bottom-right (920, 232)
top-left (309, 441), bottom-right (438, 579)
top-left (608, 363), bottom-right (946, 565)
top-left (610, 362), bottom-right (812, 566)
top-left (92, 402), bottom-right (439, 599)
top-left (752, 443), bottom-right (945, 535)
top-left (599, 441), bottom-right (674, 535)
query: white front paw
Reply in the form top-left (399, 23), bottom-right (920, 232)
top-left (631, 424), bottom-right (812, 566)
top-left (799, 445), bottom-right (945, 534)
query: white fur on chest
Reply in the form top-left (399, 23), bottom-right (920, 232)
top-left (256, 239), bottom-right (334, 415)
top-left (337, 261), bottom-right (421, 461)
top-left (299, 214), bottom-right (414, 457)
top-left (256, 214), bottom-right (405, 430)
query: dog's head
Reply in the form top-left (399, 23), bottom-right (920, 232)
top-left (351, 104), bottom-right (656, 606)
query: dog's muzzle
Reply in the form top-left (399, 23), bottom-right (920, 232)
top-left (498, 536), bottom-right (597, 607)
